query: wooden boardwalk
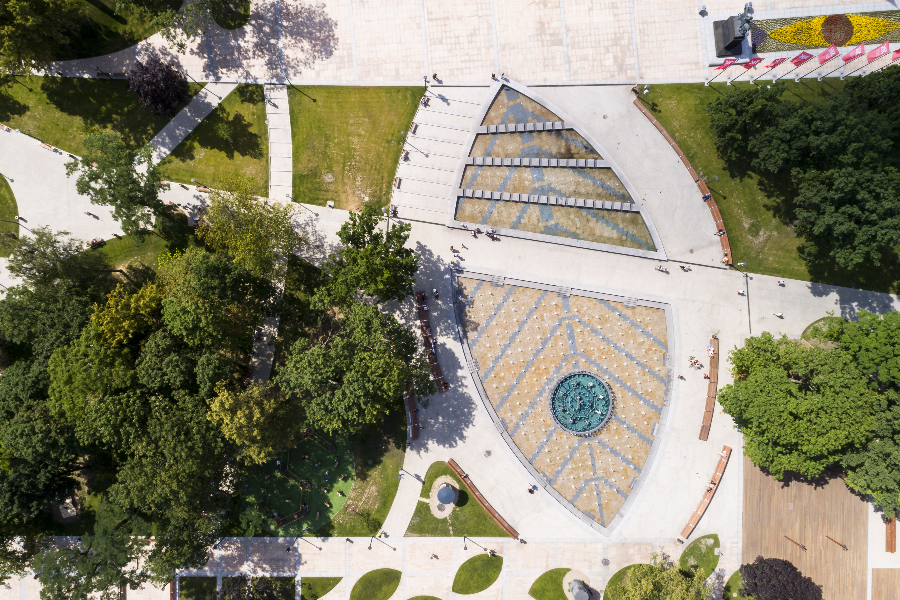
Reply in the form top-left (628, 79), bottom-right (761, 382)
top-left (872, 569), bottom-right (900, 600)
top-left (743, 456), bottom-right (868, 600)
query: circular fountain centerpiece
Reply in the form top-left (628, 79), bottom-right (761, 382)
top-left (549, 371), bottom-right (614, 436)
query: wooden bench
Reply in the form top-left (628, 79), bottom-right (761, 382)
top-left (679, 445), bottom-right (732, 540)
top-left (416, 291), bottom-right (448, 392)
top-left (40, 142), bottom-right (54, 151)
top-left (699, 336), bottom-right (720, 441)
top-left (888, 517), bottom-right (896, 553)
top-left (195, 186), bottom-right (211, 193)
top-left (447, 459), bottom-right (519, 539)
top-left (405, 384), bottom-right (419, 441)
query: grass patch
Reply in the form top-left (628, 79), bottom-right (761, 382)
top-left (349, 569), bottom-right (401, 600)
top-left (642, 80), bottom-right (900, 291)
top-left (678, 533), bottom-right (720, 579)
top-left (405, 461), bottom-right (510, 538)
top-left (57, 0), bottom-right (181, 60)
top-left (288, 86), bottom-right (420, 210)
top-left (213, 0), bottom-right (252, 29)
top-left (408, 597), bottom-right (442, 600)
top-left (300, 577), bottom-right (341, 600)
top-left (0, 176), bottom-right (19, 257)
top-left (452, 554), bottom-right (503, 595)
top-left (161, 84), bottom-right (268, 196)
top-left (724, 570), bottom-right (744, 599)
top-left (179, 577), bottom-right (217, 600)
top-left (528, 567), bottom-right (570, 600)
top-left (604, 564), bottom-right (644, 600)
top-left (0, 77), bottom-right (202, 154)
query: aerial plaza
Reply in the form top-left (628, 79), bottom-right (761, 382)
top-left (1, 0), bottom-right (900, 599)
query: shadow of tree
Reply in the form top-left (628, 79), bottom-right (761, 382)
top-left (281, 2), bottom-right (339, 73)
top-left (0, 78), bottom-right (29, 122)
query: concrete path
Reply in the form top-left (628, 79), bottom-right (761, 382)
top-left (148, 82), bottom-right (238, 163)
top-left (264, 84), bottom-right (292, 201)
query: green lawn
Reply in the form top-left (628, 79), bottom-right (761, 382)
top-left (528, 568), bottom-right (570, 600)
top-left (405, 461), bottom-right (510, 538)
top-left (0, 176), bottom-right (19, 257)
top-left (349, 569), bottom-right (401, 600)
top-left (678, 534), bottom-right (720, 578)
top-left (57, 0), bottom-right (181, 61)
top-left (724, 569), bottom-right (745, 599)
top-left (161, 84), bottom-right (268, 196)
top-left (452, 554), bottom-right (503, 595)
top-left (642, 80), bottom-right (900, 291)
top-left (603, 564), bottom-right (644, 600)
top-left (179, 577), bottom-right (217, 600)
top-left (300, 577), bottom-right (341, 600)
top-left (0, 77), bottom-right (202, 154)
top-left (213, 0), bottom-right (252, 29)
top-left (408, 597), bottom-right (442, 600)
top-left (288, 86), bottom-right (420, 210)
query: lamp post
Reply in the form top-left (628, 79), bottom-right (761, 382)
top-left (734, 261), bottom-right (751, 335)
top-left (299, 537), bottom-right (321, 551)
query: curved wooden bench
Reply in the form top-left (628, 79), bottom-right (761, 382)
top-left (447, 458), bottom-right (519, 539)
top-left (632, 98), bottom-right (733, 266)
top-left (699, 336), bottom-right (720, 441)
top-left (679, 445), bottom-right (731, 540)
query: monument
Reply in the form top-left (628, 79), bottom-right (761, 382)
top-left (714, 2), bottom-right (754, 57)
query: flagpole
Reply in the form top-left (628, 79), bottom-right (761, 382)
top-left (844, 62), bottom-right (870, 78)
top-left (750, 65), bottom-right (776, 84)
top-left (774, 59), bottom-right (810, 82)
top-left (706, 64), bottom-right (731, 85)
top-left (802, 54), bottom-right (840, 80)
top-left (870, 56), bottom-right (900, 75)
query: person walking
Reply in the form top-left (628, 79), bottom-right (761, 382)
top-left (774, 312), bottom-right (784, 318)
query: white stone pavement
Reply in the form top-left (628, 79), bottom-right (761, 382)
top-left (50, 0), bottom-right (899, 86)
top-left (264, 83), bottom-right (292, 201)
top-left (148, 82), bottom-right (238, 163)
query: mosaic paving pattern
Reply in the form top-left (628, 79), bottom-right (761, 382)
top-left (481, 86), bottom-right (561, 126)
top-left (470, 131), bottom-right (602, 160)
top-left (462, 166), bottom-right (632, 204)
top-left (456, 278), bottom-right (669, 526)
top-left (455, 198), bottom-right (655, 251)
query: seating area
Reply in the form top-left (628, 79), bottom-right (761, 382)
top-left (447, 458), bottom-right (519, 539)
top-left (679, 445), bottom-right (732, 540)
top-left (699, 336), bottom-right (720, 441)
top-left (416, 291), bottom-right (449, 392)
top-left (405, 383), bottom-right (419, 441)
top-left (888, 517), bottom-right (896, 553)
top-left (632, 98), bottom-right (733, 266)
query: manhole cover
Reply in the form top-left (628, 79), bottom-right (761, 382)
top-left (602, 558), bottom-right (610, 566)
top-left (324, 173), bottom-right (335, 182)
top-left (603, 114), bottom-right (608, 119)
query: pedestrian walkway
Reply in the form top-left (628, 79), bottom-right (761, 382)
top-left (148, 82), bottom-right (238, 163)
top-left (264, 84), bottom-right (292, 201)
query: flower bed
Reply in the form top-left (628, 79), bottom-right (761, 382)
top-left (752, 10), bottom-right (900, 52)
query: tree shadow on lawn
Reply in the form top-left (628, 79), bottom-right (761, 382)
top-left (0, 78), bottom-right (28, 122)
top-left (174, 104), bottom-right (263, 161)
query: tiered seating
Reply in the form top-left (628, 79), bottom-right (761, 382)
top-left (700, 336), bottom-right (720, 441)
top-left (416, 291), bottom-right (449, 392)
top-left (679, 445), bottom-right (732, 540)
top-left (447, 459), bottom-right (519, 539)
top-left (633, 98), bottom-right (733, 265)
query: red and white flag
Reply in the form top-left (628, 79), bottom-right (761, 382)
top-left (715, 58), bottom-right (738, 70)
top-left (742, 58), bottom-right (764, 69)
top-left (842, 43), bottom-right (865, 63)
top-left (868, 41), bottom-right (889, 63)
top-left (818, 44), bottom-right (839, 64)
top-left (764, 57), bottom-right (787, 68)
top-left (893, 48), bottom-right (900, 61)
top-left (790, 51), bottom-right (814, 66)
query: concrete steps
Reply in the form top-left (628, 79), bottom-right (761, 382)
top-left (264, 84), bottom-right (291, 201)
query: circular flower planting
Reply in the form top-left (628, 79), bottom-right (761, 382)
top-left (822, 14), bottom-right (854, 46)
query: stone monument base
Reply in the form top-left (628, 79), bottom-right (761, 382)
top-left (714, 17), bottom-right (746, 57)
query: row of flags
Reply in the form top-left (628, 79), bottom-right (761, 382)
top-left (714, 41), bottom-right (899, 75)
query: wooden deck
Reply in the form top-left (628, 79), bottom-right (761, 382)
top-left (872, 569), bottom-right (900, 600)
top-left (743, 456), bottom-right (868, 600)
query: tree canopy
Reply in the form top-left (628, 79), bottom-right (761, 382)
top-left (616, 556), bottom-right (709, 600)
top-left (706, 68), bottom-right (900, 270)
top-left (739, 556), bottom-right (822, 600)
top-left (0, 0), bottom-right (80, 75)
top-left (128, 56), bottom-right (189, 116)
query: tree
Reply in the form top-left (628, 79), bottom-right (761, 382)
top-left (739, 556), bottom-right (822, 600)
top-left (197, 179), bottom-right (304, 278)
top-left (0, 0), bottom-right (80, 75)
top-left (157, 247), bottom-right (275, 349)
top-left (706, 82), bottom-right (786, 162)
top-left (0, 535), bottom-right (46, 587)
top-left (616, 555), bottom-right (708, 600)
top-left (91, 283), bottom-right (164, 347)
top-left (128, 56), bottom-right (189, 116)
top-left (277, 302), bottom-right (434, 433)
top-left (316, 203), bottom-right (418, 307)
top-left (718, 332), bottom-right (877, 479)
top-left (114, 0), bottom-right (228, 50)
top-left (207, 381), bottom-right (304, 464)
top-left (34, 501), bottom-right (148, 600)
top-left (5, 227), bottom-right (86, 285)
top-left (66, 133), bottom-right (168, 235)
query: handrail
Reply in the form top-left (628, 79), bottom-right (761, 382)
top-left (447, 459), bottom-right (519, 539)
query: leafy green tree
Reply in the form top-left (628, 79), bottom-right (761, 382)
top-left (616, 555), bottom-right (708, 600)
top-left (196, 352), bottom-right (235, 398)
top-left (277, 302), bottom-right (433, 433)
top-left (0, 535), bottom-right (46, 587)
top-left (316, 203), bottom-right (418, 307)
top-left (66, 133), bottom-right (168, 235)
top-left (706, 82), bottom-right (786, 162)
top-left (6, 227), bottom-right (87, 285)
top-left (34, 501), bottom-right (148, 600)
top-left (0, 0), bottom-right (80, 75)
top-left (207, 381), bottom-right (304, 465)
top-left (158, 247), bottom-right (275, 349)
top-left (817, 310), bottom-right (900, 389)
top-left (718, 332), bottom-right (877, 479)
top-left (739, 556), bottom-right (822, 600)
top-left (91, 283), bottom-right (164, 347)
top-left (841, 400), bottom-right (900, 515)
top-left (197, 179), bottom-right (304, 278)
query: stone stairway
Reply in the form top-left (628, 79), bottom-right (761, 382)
top-left (264, 84), bottom-right (292, 201)
top-left (391, 87), bottom-right (489, 224)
